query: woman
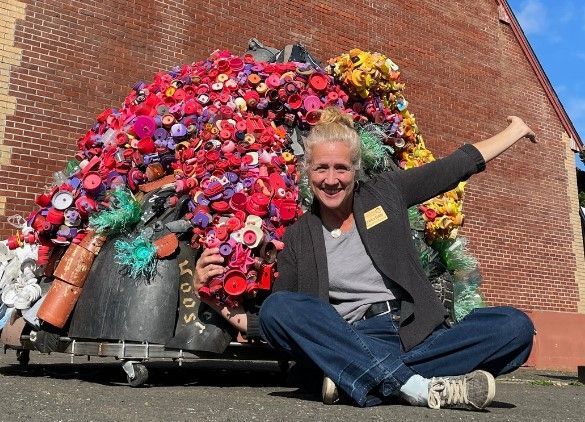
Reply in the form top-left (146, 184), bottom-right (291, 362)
top-left (194, 107), bottom-right (536, 410)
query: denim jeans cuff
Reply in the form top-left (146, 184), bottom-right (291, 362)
top-left (338, 361), bottom-right (390, 407)
top-left (380, 362), bottom-right (417, 396)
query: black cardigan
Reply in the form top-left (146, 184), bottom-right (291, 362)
top-left (247, 144), bottom-right (486, 351)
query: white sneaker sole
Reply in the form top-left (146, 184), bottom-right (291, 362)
top-left (475, 370), bottom-right (496, 408)
top-left (322, 376), bottom-right (339, 405)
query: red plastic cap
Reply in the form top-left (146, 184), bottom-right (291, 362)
top-left (279, 199), bottom-right (298, 222)
top-left (82, 172), bottom-right (103, 192)
top-left (36, 193), bottom-right (53, 208)
top-left (46, 208), bottom-right (65, 225)
top-left (287, 94), bottom-right (302, 110)
top-left (223, 270), bottom-right (247, 296)
top-left (211, 201), bottom-right (230, 213)
top-left (230, 192), bottom-right (247, 211)
top-left (75, 196), bottom-right (97, 216)
top-left (306, 110), bottom-right (322, 125)
top-left (309, 73), bottom-right (329, 91)
top-left (137, 137), bottom-right (156, 154)
top-left (246, 192), bottom-right (269, 216)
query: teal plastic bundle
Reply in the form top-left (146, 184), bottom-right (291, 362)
top-left (432, 238), bottom-right (484, 320)
top-left (408, 206), bottom-right (425, 231)
top-left (297, 172), bottom-right (314, 209)
top-left (411, 229), bottom-right (437, 277)
top-left (357, 123), bottom-right (393, 174)
top-left (432, 238), bottom-right (477, 273)
top-left (114, 235), bottom-right (157, 279)
top-left (89, 188), bottom-right (142, 236)
top-left (65, 159), bottom-right (81, 176)
top-left (453, 268), bottom-right (484, 320)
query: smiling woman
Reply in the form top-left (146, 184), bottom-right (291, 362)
top-left (308, 142), bottom-right (355, 217)
top-left (305, 109), bottom-right (360, 231)
top-left (255, 106), bottom-right (536, 410)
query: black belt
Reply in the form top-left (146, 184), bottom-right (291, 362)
top-left (363, 300), bottom-right (401, 320)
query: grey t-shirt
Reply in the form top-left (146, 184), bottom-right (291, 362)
top-left (323, 223), bottom-right (398, 322)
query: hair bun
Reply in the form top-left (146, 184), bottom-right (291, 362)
top-left (318, 107), bottom-right (355, 128)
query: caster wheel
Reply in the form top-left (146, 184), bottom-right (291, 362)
top-left (127, 363), bottom-right (149, 387)
top-left (16, 350), bottom-right (30, 368)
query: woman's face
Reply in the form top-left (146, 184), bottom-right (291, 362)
top-left (308, 141), bottom-right (356, 213)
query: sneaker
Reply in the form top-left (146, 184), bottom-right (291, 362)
top-left (322, 376), bottom-right (340, 405)
top-left (427, 370), bottom-right (495, 410)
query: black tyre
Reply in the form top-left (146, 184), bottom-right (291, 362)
top-left (127, 363), bottom-right (148, 387)
top-left (16, 349), bottom-right (30, 368)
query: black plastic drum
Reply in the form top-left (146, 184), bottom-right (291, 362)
top-left (68, 187), bottom-right (232, 352)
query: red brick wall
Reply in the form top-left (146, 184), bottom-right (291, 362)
top-left (462, 21), bottom-right (580, 312)
top-left (1, 0), bottom-right (579, 312)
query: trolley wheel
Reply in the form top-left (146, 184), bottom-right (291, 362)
top-left (127, 363), bottom-right (149, 387)
top-left (16, 349), bottom-right (30, 368)
top-left (277, 360), bottom-right (290, 383)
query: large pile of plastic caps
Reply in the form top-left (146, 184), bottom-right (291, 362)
top-left (0, 48), bottom-right (482, 322)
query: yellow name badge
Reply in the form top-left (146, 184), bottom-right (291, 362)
top-left (364, 206), bottom-right (388, 229)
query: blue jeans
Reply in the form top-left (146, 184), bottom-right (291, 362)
top-left (259, 291), bottom-right (534, 407)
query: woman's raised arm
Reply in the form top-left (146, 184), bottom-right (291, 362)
top-left (472, 116), bottom-right (535, 163)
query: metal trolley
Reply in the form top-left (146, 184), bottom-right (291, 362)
top-left (3, 328), bottom-right (287, 387)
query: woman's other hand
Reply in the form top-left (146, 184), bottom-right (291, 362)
top-left (194, 247), bottom-right (225, 291)
top-left (192, 248), bottom-right (248, 333)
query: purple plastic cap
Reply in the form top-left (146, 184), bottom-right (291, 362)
top-left (57, 225), bottom-right (72, 239)
top-left (219, 242), bottom-right (233, 257)
top-left (169, 104), bottom-right (182, 116)
top-left (225, 172), bottom-right (238, 184)
top-left (242, 178), bottom-right (254, 189)
top-left (154, 128), bottom-right (169, 141)
top-left (69, 177), bottom-right (81, 189)
top-left (223, 187), bottom-right (235, 199)
top-left (187, 200), bottom-right (197, 213)
top-left (257, 99), bottom-right (269, 110)
top-left (171, 123), bottom-right (188, 138)
top-left (133, 81), bottom-right (146, 92)
top-left (191, 211), bottom-right (210, 228)
top-left (197, 195), bottom-right (210, 207)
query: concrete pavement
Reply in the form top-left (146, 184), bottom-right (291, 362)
top-left (0, 350), bottom-right (583, 422)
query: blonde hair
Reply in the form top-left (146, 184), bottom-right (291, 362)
top-left (303, 107), bottom-right (362, 170)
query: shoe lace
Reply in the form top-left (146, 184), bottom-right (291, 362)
top-left (427, 376), bottom-right (469, 409)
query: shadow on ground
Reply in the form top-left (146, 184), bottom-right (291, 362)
top-left (0, 358), bottom-right (291, 388)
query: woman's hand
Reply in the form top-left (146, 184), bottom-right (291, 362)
top-left (193, 247), bottom-right (225, 291)
top-left (473, 116), bottom-right (536, 163)
top-left (507, 116), bottom-right (536, 143)
top-left (193, 248), bottom-right (248, 333)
